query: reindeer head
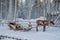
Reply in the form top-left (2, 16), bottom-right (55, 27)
top-left (50, 21), bottom-right (55, 25)
top-left (9, 22), bottom-right (16, 25)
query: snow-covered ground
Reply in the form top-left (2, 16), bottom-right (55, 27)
top-left (0, 17), bottom-right (60, 40)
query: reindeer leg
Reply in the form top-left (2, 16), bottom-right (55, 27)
top-left (43, 25), bottom-right (46, 32)
top-left (36, 25), bottom-right (38, 32)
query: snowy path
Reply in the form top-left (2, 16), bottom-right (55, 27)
top-left (0, 24), bottom-right (60, 40)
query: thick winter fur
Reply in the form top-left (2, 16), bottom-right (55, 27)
top-left (8, 22), bottom-right (23, 30)
top-left (36, 20), bottom-right (54, 26)
top-left (8, 22), bottom-right (32, 31)
top-left (36, 20), bottom-right (54, 31)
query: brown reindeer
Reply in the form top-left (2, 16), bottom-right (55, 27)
top-left (36, 20), bottom-right (54, 32)
top-left (8, 22), bottom-right (32, 31)
top-left (8, 22), bottom-right (23, 30)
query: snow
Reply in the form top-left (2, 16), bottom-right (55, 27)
top-left (0, 17), bottom-right (60, 40)
top-left (36, 16), bottom-right (47, 20)
top-left (1, 38), bottom-right (15, 40)
top-left (0, 24), bottom-right (60, 40)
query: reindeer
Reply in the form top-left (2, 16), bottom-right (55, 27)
top-left (8, 22), bottom-right (32, 31)
top-left (36, 20), bottom-right (54, 32)
top-left (8, 22), bottom-right (23, 30)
